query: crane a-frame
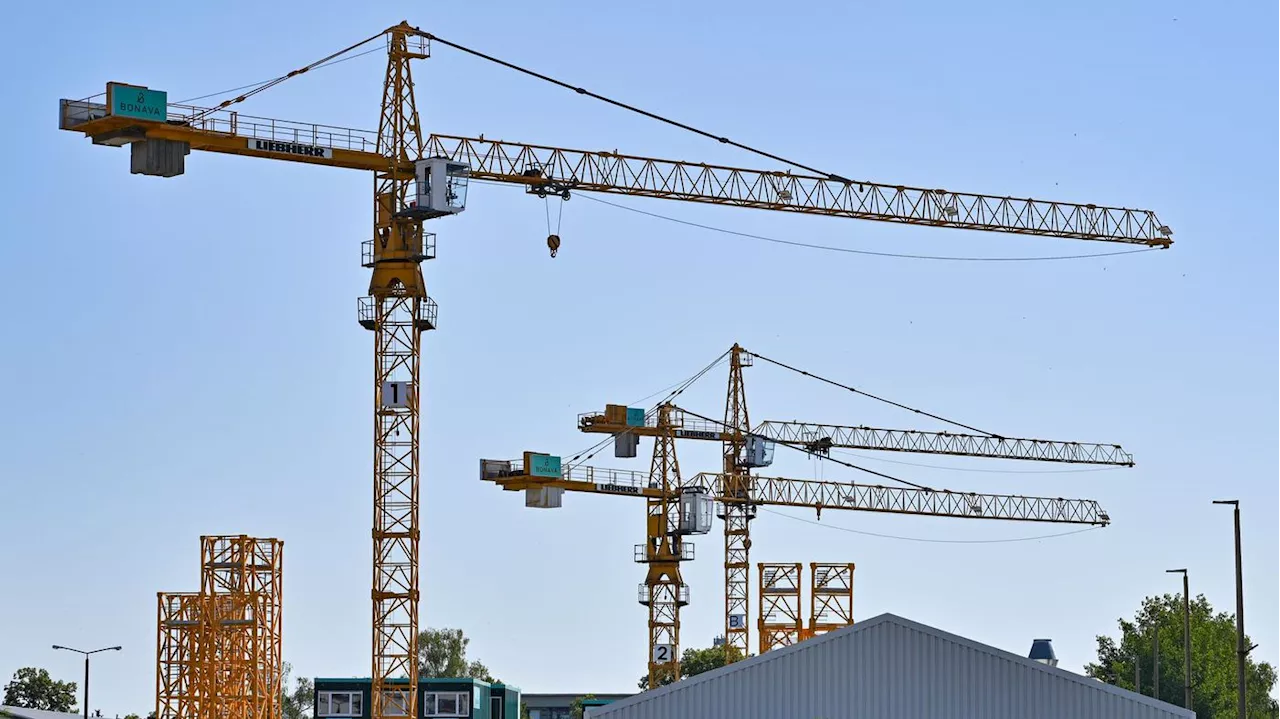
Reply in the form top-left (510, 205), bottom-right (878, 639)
top-left (58, 21), bottom-right (1169, 718)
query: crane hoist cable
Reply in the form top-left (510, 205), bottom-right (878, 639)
top-left (543, 194), bottom-right (566, 257)
top-left (744, 350), bottom-right (1000, 437)
top-left (470, 179), bottom-right (1161, 263)
top-left (758, 506), bottom-right (1100, 544)
top-left (827, 447), bottom-right (1123, 475)
top-left (576, 193), bottom-right (1162, 263)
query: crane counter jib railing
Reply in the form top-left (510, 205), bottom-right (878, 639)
top-left (60, 94), bottom-right (1171, 246)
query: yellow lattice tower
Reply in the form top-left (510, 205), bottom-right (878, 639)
top-left (200, 535), bottom-right (284, 719)
top-left (757, 563), bottom-right (803, 653)
top-left (154, 536), bottom-right (283, 719)
top-left (808, 562), bottom-right (855, 639)
top-left (636, 405), bottom-right (691, 688)
top-left (156, 593), bottom-right (204, 719)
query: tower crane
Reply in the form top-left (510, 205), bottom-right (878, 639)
top-left (481, 422), bottom-right (1113, 686)
top-left (58, 21), bottom-right (1169, 718)
top-left (576, 344), bottom-right (1134, 661)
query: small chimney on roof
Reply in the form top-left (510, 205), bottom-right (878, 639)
top-left (1029, 639), bottom-right (1058, 667)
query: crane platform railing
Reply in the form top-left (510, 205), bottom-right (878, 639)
top-left (60, 96), bottom-right (381, 154)
top-left (482, 457), bottom-right (652, 489)
top-left (577, 408), bottom-right (723, 436)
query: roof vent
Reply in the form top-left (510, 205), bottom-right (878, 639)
top-left (1029, 638), bottom-right (1058, 667)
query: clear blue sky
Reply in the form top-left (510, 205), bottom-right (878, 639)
top-left (1, 0), bottom-right (1275, 713)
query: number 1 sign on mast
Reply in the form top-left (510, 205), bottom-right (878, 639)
top-left (381, 381), bottom-right (411, 408)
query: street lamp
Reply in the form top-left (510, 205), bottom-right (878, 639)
top-left (1166, 568), bottom-right (1192, 709)
top-left (1212, 499), bottom-right (1250, 719)
top-left (51, 645), bottom-right (121, 719)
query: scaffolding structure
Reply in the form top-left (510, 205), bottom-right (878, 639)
top-left (808, 563), bottom-right (855, 639)
top-left (757, 563), bottom-right (804, 654)
top-left (156, 535), bottom-right (283, 719)
top-left (756, 561), bottom-right (855, 654)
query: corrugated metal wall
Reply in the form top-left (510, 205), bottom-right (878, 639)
top-left (590, 615), bottom-right (1194, 719)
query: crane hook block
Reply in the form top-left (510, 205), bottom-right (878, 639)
top-left (547, 233), bottom-right (561, 258)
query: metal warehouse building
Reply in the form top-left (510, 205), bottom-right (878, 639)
top-left (586, 613), bottom-right (1194, 719)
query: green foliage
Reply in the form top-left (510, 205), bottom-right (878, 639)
top-left (3, 667), bottom-right (78, 711)
top-left (637, 644), bottom-right (747, 689)
top-left (124, 714), bottom-right (142, 719)
top-left (569, 693), bottom-right (596, 719)
top-left (416, 628), bottom-right (499, 682)
top-left (1085, 593), bottom-right (1278, 717)
top-left (279, 662), bottom-right (315, 719)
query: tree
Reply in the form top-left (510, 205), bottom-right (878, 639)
top-left (3, 667), bottom-right (78, 711)
top-left (569, 694), bottom-right (596, 719)
top-left (416, 628), bottom-right (499, 682)
top-left (279, 662), bottom-right (315, 719)
top-left (637, 644), bottom-right (746, 690)
top-left (1085, 593), bottom-right (1278, 717)
top-left (124, 714), bottom-right (142, 719)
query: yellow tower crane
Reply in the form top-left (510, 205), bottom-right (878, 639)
top-left (481, 438), bottom-right (1114, 687)
top-left (59, 22), bottom-right (1169, 718)
top-left (575, 344), bottom-right (1135, 664)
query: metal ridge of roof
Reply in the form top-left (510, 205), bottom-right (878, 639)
top-left (592, 612), bottom-right (1195, 718)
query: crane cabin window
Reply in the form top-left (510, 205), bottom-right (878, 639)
top-left (317, 691), bottom-right (362, 717)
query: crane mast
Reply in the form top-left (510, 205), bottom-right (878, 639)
top-left (638, 405), bottom-right (692, 688)
top-left (361, 24), bottom-right (431, 717)
top-left (720, 345), bottom-right (755, 656)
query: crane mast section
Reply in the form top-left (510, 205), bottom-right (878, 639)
top-left (57, 99), bottom-right (1169, 245)
top-left (754, 421), bottom-right (1133, 466)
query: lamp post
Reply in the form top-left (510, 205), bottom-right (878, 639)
top-left (1135, 653), bottom-right (1142, 695)
top-left (1213, 499), bottom-right (1249, 719)
top-left (51, 645), bottom-right (121, 719)
top-left (1154, 624), bottom-right (1161, 700)
top-left (1166, 568), bottom-right (1192, 709)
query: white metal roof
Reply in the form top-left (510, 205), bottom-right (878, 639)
top-left (587, 613), bottom-right (1195, 719)
top-left (1, 707), bottom-right (90, 719)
